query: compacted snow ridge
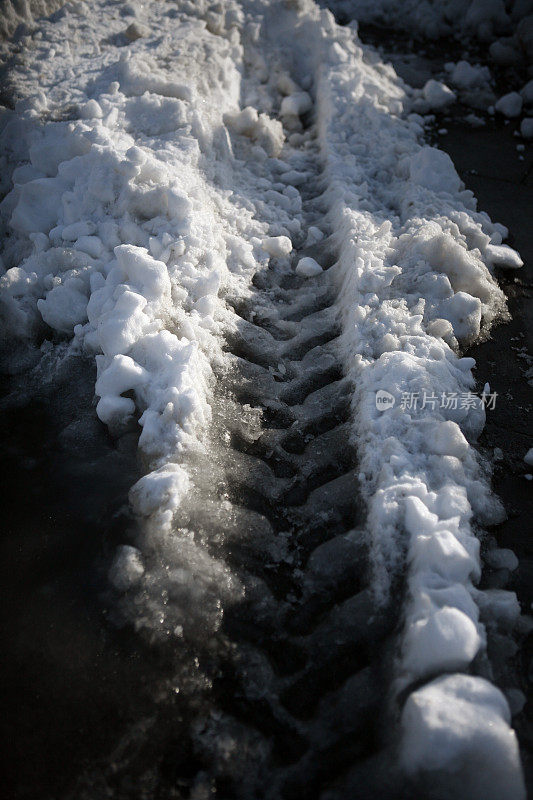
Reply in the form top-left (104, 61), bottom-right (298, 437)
top-left (0, 0), bottom-right (528, 797)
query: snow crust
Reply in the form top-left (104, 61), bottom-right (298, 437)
top-left (0, 0), bottom-right (526, 793)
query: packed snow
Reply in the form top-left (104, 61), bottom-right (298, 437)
top-left (0, 0), bottom-right (527, 796)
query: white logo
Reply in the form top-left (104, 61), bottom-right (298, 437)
top-left (375, 390), bottom-right (395, 411)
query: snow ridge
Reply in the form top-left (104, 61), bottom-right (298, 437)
top-left (310, 7), bottom-right (525, 797)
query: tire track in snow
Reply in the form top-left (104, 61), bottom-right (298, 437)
top-left (1, 2), bottom-right (527, 797)
top-left (163, 99), bottom-right (401, 799)
top-left (79, 90), bottom-right (402, 800)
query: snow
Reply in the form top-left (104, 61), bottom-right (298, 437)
top-left (108, 544), bottom-right (145, 592)
top-left (0, 0), bottom-right (526, 793)
top-left (525, 447), bottom-right (533, 465)
top-left (224, 106), bottom-right (284, 156)
top-left (295, 256), bottom-right (323, 276)
top-left (130, 463), bottom-right (190, 521)
top-left (421, 79), bottom-right (456, 110)
top-left (401, 675), bottom-right (525, 800)
top-left (485, 548), bottom-right (520, 571)
top-left (490, 39), bottom-right (522, 66)
top-left (521, 118), bottom-right (533, 138)
top-left (280, 91), bottom-right (313, 117)
top-left (486, 243), bottom-right (524, 269)
top-left (261, 235), bottom-right (293, 257)
top-left (495, 91), bottom-right (524, 118)
top-left (409, 146), bottom-right (461, 195)
top-left (308, 8), bottom-right (523, 791)
top-left (521, 79), bottom-right (533, 103)
top-left (305, 225), bottom-right (324, 246)
top-left (449, 61), bottom-right (492, 90)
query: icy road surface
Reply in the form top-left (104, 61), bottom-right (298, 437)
top-left (0, 0), bottom-right (528, 798)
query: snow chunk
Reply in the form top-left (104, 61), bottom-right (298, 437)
top-left (10, 177), bottom-right (66, 234)
top-left (62, 221), bottom-right (96, 241)
top-left (280, 91), bottom-right (313, 117)
top-left (401, 675), bottom-right (525, 800)
top-left (521, 79), bottom-right (533, 104)
top-left (427, 421), bottom-right (469, 459)
top-left (37, 277), bottom-right (89, 333)
top-left (79, 99), bottom-right (103, 119)
top-left (495, 92), bottom-right (523, 118)
top-left (295, 256), bottom-right (323, 277)
top-left (524, 448), bottom-right (533, 466)
top-left (224, 107), bottom-right (284, 156)
top-left (520, 118), bottom-right (533, 138)
top-left (410, 147), bottom-right (461, 195)
top-left (93, 289), bottom-right (150, 359)
top-left (485, 548), bottom-right (519, 571)
top-left (305, 226), bottom-right (325, 246)
top-left (262, 235), bottom-right (292, 257)
top-left (441, 291), bottom-right (482, 342)
top-left (130, 463), bottom-right (190, 517)
top-left (75, 235), bottom-right (103, 259)
top-left (114, 245), bottom-right (171, 301)
top-left (422, 79), bottom-right (456, 109)
top-left (485, 243), bottom-right (523, 269)
top-left (490, 41), bottom-right (521, 67)
top-left (450, 61), bottom-right (491, 90)
top-left (95, 353), bottom-right (148, 409)
top-left (224, 106), bottom-right (259, 136)
top-left (403, 605), bottom-right (482, 676)
top-left (95, 395), bottom-right (135, 427)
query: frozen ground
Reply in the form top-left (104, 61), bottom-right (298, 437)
top-left (0, 1), bottom-right (532, 799)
